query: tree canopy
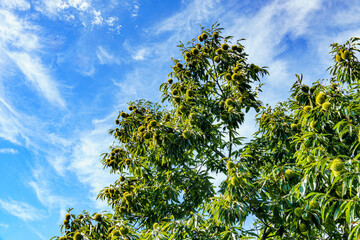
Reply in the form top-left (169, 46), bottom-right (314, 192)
top-left (53, 23), bottom-right (360, 240)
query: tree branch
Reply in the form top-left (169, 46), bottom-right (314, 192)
top-left (206, 143), bottom-right (226, 158)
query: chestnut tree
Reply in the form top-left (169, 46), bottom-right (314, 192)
top-left (53, 24), bottom-right (360, 240)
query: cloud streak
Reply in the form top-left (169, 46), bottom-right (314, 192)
top-left (0, 9), bottom-right (66, 107)
top-left (97, 46), bottom-right (120, 65)
top-left (0, 97), bottom-right (25, 144)
top-left (154, 0), bottom-right (222, 35)
top-left (0, 94), bottom-right (58, 150)
top-left (33, 0), bottom-right (90, 17)
top-left (0, 199), bottom-right (44, 221)
top-left (6, 51), bottom-right (66, 107)
top-left (0, 0), bottom-right (30, 10)
top-left (0, 148), bottom-right (18, 154)
top-left (68, 116), bottom-right (119, 209)
top-left (131, 47), bottom-right (151, 61)
top-left (0, 223), bottom-right (9, 228)
top-left (33, 0), bottom-right (122, 31)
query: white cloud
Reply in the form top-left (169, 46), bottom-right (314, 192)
top-left (315, 27), bottom-right (360, 71)
top-left (0, 10), bottom-right (65, 107)
top-left (0, 0), bottom-right (30, 10)
top-left (6, 51), bottom-right (66, 107)
top-left (91, 9), bottom-right (103, 25)
top-left (0, 97), bottom-right (25, 144)
top-left (0, 10), bottom-right (40, 52)
top-left (48, 155), bottom-right (69, 176)
top-left (155, 0), bottom-right (221, 35)
top-left (67, 0), bottom-right (90, 11)
top-left (207, 0), bottom-right (324, 107)
top-left (323, 1), bottom-right (360, 26)
top-left (33, 0), bottom-right (90, 16)
top-left (28, 165), bottom-right (74, 224)
top-left (112, 65), bottom-right (164, 104)
top-left (132, 47), bottom-right (151, 61)
top-left (106, 17), bottom-right (122, 33)
top-left (136, 0), bottom-right (322, 90)
top-left (28, 225), bottom-right (46, 240)
top-left (105, 16), bottom-right (118, 26)
top-left (29, 112), bottom-right (121, 211)
top-left (0, 148), bottom-right (18, 154)
top-left (68, 116), bottom-right (118, 209)
top-left (29, 166), bottom-right (68, 207)
top-left (266, 60), bottom-right (291, 83)
top-left (127, 0), bottom-right (225, 69)
top-left (0, 95), bottom-right (60, 151)
top-left (113, 80), bottom-right (137, 97)
top-left (131, 3), bottom-right (140, 17)
top-left (0, 223), bottom-right (9, 228)
top-left (226, 0), bottom-right (322, 66)
top-left (28, 180), bottom-right (69, 211)
top-left (33, 0), bottom-right (120, 29)
top-left (0, 199), bottom-right (44, 221)
top-left (96, 46), bottom-right (120, 65)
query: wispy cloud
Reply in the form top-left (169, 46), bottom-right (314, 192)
top-left (0, 97), bottom-right (25, 144)
top-left (106, 16), bottom-right (118, 26)
top-left (28, 112), bottom-right (120, 211)
top-left (155, 0), bottom-right (221, 35)
top-left (131, 47), bottom-right (151, 61)
top-left (28, 225), bottom-right (47, 240)
top-left (0, 9), bottom-right (40, 52)
top-left (27, 164), bottom-right (77, 224)
top-left (207, 0), bottom-right (323, 107)
top-left (147, 0), bottom-right (322, 92)
top-left (68, 115), bottom-right (118, 209)
top-left (112, 64), bottom-right (165, 104)
top-left (33, 0), bottom-right (90, 17)
top-left (0, 9), bottom-right (66, 107)
top-left (323, 1), bottom-right (360, 26)
top-left (226, 0), bottom-right (323, 71)
top-left (0, 223), bottom-right (9, 228)
top-left (105, 16), bottom-right (122, 33)
top-left (0, 199), bottom-right (44, 221)
top-left (33, 0), bottom-right (121, 30)
top-left (0, 8), bottom-right (69, 151)
top-left (221, 0), bottom-right (360, 106)
top-left (91, 9), bottom-right (103, 25)
top-left (126, 0), bottom-right (225, 70)
top-left (0, 0), bottom-right (30, 10)
top-left (0, 94), bottom-right (59, 149)
top-left (97, 46), bottom-right (120, 65)
top-left (6, 51), bottom-right (66, 107)
top-left (0, 148), bottom-right (18, 154)
top-left (130, 2), bottom-right (140, 17)
top-left (28, 166), bottom-right (71, 209)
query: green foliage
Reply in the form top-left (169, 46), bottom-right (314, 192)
top-left (53, 25), bottom-right (360, 240)
top-left (226, 161), bottom-right (235, 170)
top-left (73, 232), bottom-right (82, 240)
top-left (330, 158), bottom-right (345, 172)
top-left (294, 207), bottom-right (303, 217)
top-left (285, 169), bottom-right (296, 179)
top-left (315, 92), bottom-right (326, 105)
top-left (322, 101), bottom-right (331, 111)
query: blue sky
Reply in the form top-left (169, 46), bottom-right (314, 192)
top-left (0, 0), bottom-right (359, 239)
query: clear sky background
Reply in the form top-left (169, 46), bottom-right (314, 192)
top-left (0, 0), bottom-right (359, 239)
